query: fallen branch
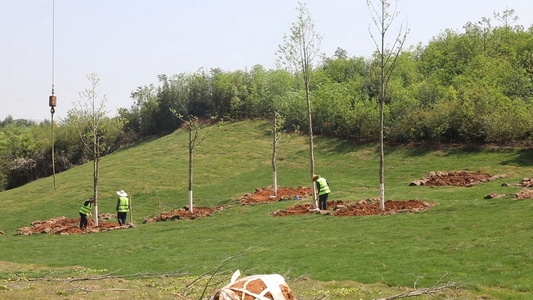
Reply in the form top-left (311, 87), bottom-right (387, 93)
top-left (66, 286), bottom-right (129, 293)
top-left (375, 273), bottom-right (459, 300)
top-left (67, 270), bottom-right (187, 283)
top-left (182, 248), bottom-right (255, 299)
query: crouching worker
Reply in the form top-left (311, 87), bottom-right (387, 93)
top-left (116, 190), bottom-right (130, 226)
top-left (79, 197), bottom-right (95, 229)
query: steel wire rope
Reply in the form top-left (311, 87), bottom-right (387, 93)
top-left (50, 0), bottom-right (56, 189)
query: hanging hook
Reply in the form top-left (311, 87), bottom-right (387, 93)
top-left (49, 94), bottom-right (57, 108)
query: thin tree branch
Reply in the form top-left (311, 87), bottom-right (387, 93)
top-left (375, 273), bottom-right (460, 300)
top-left (67, 270), bottom-right (188, 283)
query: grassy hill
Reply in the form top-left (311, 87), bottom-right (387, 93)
top-left (0, 120), bottom-right (532, 299)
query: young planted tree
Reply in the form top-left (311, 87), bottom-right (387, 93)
top-left (67, 73), bottom-right (121, 226)
top-left (277, 2), bottom-right (323, 208)
top-left (263, 69), bottom-right (294, 197)
top-left (271, 111), bottom-right (284, 196)
top-left (160, 72), bottom-right (216, 213)
top-left (172, 113), bottom-right (213, 213)
top-left (367, 0), bottom-right (408, 210)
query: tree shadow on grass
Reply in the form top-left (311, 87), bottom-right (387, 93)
top-left (499, 148), bottom-right (533, 167)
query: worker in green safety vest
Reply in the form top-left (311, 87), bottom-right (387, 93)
top-left (116, 190), bottom-right (130, 226)
top-left (312, 174), bottom-right (331, 210)
top-left (79, 197), bottom-right (95, 229)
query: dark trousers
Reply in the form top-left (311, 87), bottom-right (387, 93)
top-left (319, 193), bottom-right (329, 210)
top-left (80, 213), bottom-right (89, 229)
top-left (118, 212), bottom-right (127, 226)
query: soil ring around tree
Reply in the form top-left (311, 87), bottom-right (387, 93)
top-left (15, 216), bottom-right (132, 236)
top-left (143, 206), bottom-right (227, 223)
top-left (272, 199), bottom-right (438, 217)
top-left (239, 187), bottom-right (439, 217)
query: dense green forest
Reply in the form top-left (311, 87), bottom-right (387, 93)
top-left (1, 12), bottom-right (532, 191)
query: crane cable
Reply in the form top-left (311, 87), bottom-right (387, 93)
top-left (50, 0), bottom-right (56, 189)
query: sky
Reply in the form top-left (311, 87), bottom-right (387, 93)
top-left (2, 0), bottom-right (533, 122)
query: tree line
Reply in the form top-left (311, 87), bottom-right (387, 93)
top-left (1, 10), bottom-right (532, 191)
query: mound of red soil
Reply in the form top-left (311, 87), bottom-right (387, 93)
top-left (15, 216), bottom-right (130, 235)
top-left (240, 186), bottom-right (312, 204)
top-left (273, 199), bottom-right (437, 217)
top-left (143, 206), bottom-right (226, 223)
top-left (410, 170), bottom-right (508, 187)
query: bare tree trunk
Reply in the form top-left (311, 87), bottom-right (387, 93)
top-left (188, 127), bottom-right (194, 213)
top-left (272, 113), bottom-right (278, 197)
top-left (93, 133), bottom-right (99, 226)
top-left (305, 76), bottom-right (317, 209)
top-left (379, 4), bottom-right (386, 211)
top-left (379, 89), bottom-right (385, 211)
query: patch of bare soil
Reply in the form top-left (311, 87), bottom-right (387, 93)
top-left (15, 215), bottom-right (132, 236)
top-left (410, 170), bottom-right (508, 187)
top-left (239, 186), bottom-right (312, 204)
top-left (143, 206), bottom-right (227, 223)
top-left (273, 199), bottom-right (438, 217)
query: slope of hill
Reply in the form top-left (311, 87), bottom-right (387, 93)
top-left (0, 120), bottom-right (532, 299)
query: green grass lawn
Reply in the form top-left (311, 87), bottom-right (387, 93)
top-left (0, 120), bottom-right (532, 299)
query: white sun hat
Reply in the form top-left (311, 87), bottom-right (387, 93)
top-left (117, 190), bottom-right (128, 197)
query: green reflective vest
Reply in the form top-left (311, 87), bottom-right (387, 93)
top-left (316, 177), bottom-right (331, 196)
top-left (117, 196), bottom-right (130, 212)
top-left (79, 201), bottom-right (93, 215)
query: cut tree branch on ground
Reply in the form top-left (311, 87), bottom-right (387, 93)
top-left (67, 270), bottom-right (188, 283)
top-left (66, 286), bottom-right (129, 293)
top-left (182, 248), bottom-right (255, 299)
top-left (375, 273), bottom-right (459, 300)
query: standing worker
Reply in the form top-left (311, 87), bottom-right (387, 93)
top-left (79, 197), bottom-right (95, 229)
top-left (116, 190), bottom-right (130, 226)
top-left (312, 174), bottom-right (331, 210)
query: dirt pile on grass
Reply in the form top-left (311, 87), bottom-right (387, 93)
top-left (514, 188), bottom-right (533, 199)
top-left (410, 170), bottom-right (508, 187)
top-left (143, 206), bottom-right (227, 223)
top-left (485, 177), bottom-right (533, 199)
top-left (240, 186), bottom-right (312, 204)
top-left (273, 199), bottom-right (437, 217)
top-left (502, 177), bottom-right (533, 188)
top-left (15, 215), bottom-right (131, 235)
top-left (485, 188), bottom-right (533, 199)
